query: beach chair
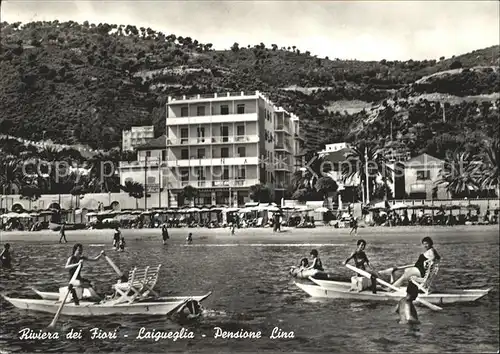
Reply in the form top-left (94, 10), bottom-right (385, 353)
top-left (410, 261), bottom-right (440, 295)
top-left (112, 265), bottom-right (162, 304)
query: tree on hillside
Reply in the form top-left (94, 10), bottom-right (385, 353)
top-left (249, 183), bottom-right (273, 203)
top-left (231, 42), bottom-right (239, 52)
top-left (450, 60), bottom-right (463, 70)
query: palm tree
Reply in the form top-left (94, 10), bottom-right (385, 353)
top-left (471, 139), bottom-right (499, 197)
top-left (435, 150), bottom-right (478, 198)
top-left (20, 184), bottom-right (41, 210)
top-left (0, 159), bottom-right (23, 195)
top-left (121, 181), bottom-right (144, 209)
top-left (291, 150), bottom-right (324, 192)
top-left (342, 142), bottom-right (393, 203)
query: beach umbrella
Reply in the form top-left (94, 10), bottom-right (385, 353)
top-left (315, 207), bottom-right (329, 213)
top-left (390, 202), bottom-right (408, 211)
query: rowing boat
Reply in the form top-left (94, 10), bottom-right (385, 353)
top-left (296, 281), bottom-right (491, 305)
top-left (2, 292), bottom-right (212, 317)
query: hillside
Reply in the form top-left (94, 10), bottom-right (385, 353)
top-left (0, 20), bottom-right (498, 155)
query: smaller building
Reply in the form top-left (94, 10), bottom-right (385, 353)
top-left (404, 153), bottom-right (447, 199)
top-left (122, 126), bottom-right (155, 152)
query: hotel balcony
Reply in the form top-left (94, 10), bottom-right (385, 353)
top-left (167, 135), bottom-right (259, 146)
top-left (168, 91), bottom-right (260, 104)
top-left (274, 142), bottom-right (293, 153)
top-left (170, 178), bottom-right (261, 189)
top-left (167, 156), bottom-right (259, 167)
top-left (275, 124), bottom-right (292, 135)
top-left (167, 113), bottom-right (258, 125)
top-left (119, 159), bottom-right (163, 169)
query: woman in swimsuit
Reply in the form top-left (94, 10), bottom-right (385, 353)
top-left (391, 236), bottom-right (441, 288)
top-left (113, 227), bottom-right (121, 249)
top-left (65, 244), bottom-right (105, 304)
top-left (306, 249), bottom-right (324, 271)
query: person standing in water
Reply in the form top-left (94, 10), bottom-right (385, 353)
top-left (65, 244), bottom-right (105, 305)
top-left (59, 222), bottom-right (67, 243)
top-left (186, 233), bottom-right (193, 244)
top-left (118, 236), bottom-right (126, 252)
top-left (162, 224), bottom-right (169, 245)
top-left (113, 227), bottom-right (121, 249)
top-left (349, 216), bottom-right (358, 237)
top-left (0, 243), bottom-right (12, 268)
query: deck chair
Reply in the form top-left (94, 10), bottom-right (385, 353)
top-left (112, 265), bottom-right (162, 304)
top-left (409, 261), bottom-right (440, 295)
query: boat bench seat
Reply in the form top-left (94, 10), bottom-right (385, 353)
top-left (410, 262), bottom-right (439, 295)
top-left (112, 265), bottom-right (162, 303)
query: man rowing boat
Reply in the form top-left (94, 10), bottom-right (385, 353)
top-left (344, 239), bottom-right (377, 293)
top-left (65, 244), bottom-right (105, 305)
top-left (390, 236), bottom-right (441, 289)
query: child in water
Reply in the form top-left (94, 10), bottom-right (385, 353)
top-left (0, 243), bottom-right (12, 268)
top-left (186, 233), bottom-right (193, 244)
top-left (118, 236), bottom-right (126, 252)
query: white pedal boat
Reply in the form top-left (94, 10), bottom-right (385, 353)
top-left (2, 291), bottom-right (212, 317)
top-left (289, 266), bottom-right (322, 279)
top-left (295, 281), bottom-right (491, 305)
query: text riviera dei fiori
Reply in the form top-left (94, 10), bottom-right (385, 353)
top-left (19, 327), bottom-right (295, 341)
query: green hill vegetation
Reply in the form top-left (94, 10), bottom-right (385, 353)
top-left (0, 20), bottom-right (499, 156)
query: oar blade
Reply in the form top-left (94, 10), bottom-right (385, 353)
top-left (48, 262), bottom-right (82, 328)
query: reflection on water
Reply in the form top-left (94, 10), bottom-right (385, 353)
top-left (0, 229), bottom-right (498, 353)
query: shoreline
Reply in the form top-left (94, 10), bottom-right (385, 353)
top-left (1, 224), bottom-right (498, 243)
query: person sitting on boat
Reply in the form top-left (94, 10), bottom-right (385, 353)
top-left (343, 239), bottom-right (378, 293)
top-left (65, 244), bottom-right (106, 305)
top-left (113, 227), bottom-right (121, 249)
top-left (0, 243), bottom-right (12, 268)
top-left (390, 236), bottom-right (441, 288)
top-left (298, 257), bottom-right (309, 269)
top-left (306, 249), bottom-right (324, 271)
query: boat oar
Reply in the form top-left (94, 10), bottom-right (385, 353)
top-left (346, 264), bottom-right (442, 311)
top-left (105, 255), bottom-right (123, 277)
top-left (48, 261), bottom-right (82, 329)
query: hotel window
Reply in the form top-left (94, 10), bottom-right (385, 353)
top-left (236, 125), bottom-right (245, 136)
top-left (237, 146), bottom-right (246, 157)
top-left (197, 148), bottom-right (206, 159)
top-left (196, 167), bottom-right (205, 180)
top-left (237, 104), bottom-right (245, 114)
top-left (147, 176), bottom-right (156, 184)
top-left (220, 125), bottom-right (229, 142)
top-left (416, 170), bottom-right (431, 180)
top-left (197, 106), bottom-right (205, 116)
top-left (180, 128), bottom-right (188, 144)
top-left (221, 147), bottom-right (229, 158)
top-left (221, 105), bottom-right (229, 115)
top-left (238, 167), bottom-right (246, 179)
top-left (181, 106), bottom-right (189, 117)
top-left (197, 127), bottom-right (205, 142)
top-left (223, 166), bottom-right (230, 180)
top-left (146, 150), bottom-right (151, 158)
top-left (161, 150), bottom-right (166, 161)
top-left (181, 149), bottom-right (189, 160)
top-left (180, 168), bottom-right (189, 181)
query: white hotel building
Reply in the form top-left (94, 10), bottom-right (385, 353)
top-left (164, 91), bottom-right (304, 207)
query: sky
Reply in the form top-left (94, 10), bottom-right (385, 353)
top-left (1, 0), bottom-right (499, 61)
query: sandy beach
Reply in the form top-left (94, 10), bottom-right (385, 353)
top-left (1, 224), bottom-right (498, 243)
